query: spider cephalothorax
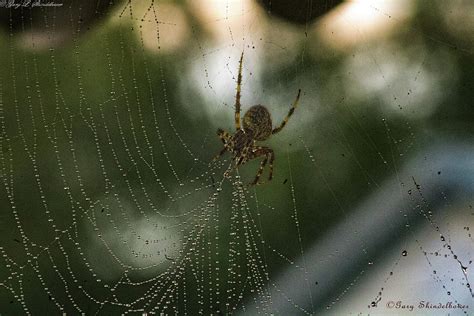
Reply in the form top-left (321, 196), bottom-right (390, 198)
top-left (214, 52), bottom-right (301, 185)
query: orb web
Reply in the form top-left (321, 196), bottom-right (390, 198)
top-left (0, 0), bottom-right (472, 315)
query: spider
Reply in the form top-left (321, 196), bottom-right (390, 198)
top-left (214, 52), bottom-right (301, 185)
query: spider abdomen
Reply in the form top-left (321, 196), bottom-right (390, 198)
top-left (243, 105), bottom-right (272, 141)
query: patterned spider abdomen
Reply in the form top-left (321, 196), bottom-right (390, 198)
top-left (243, 105), bottom-right (273, 141)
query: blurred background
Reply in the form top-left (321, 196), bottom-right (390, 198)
top-left (0, 0), bottom-right (472, 314)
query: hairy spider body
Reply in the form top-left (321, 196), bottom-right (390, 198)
top-left (214, 52), bottom-right (301, 185)
top-left (243, 105), bottom-right (273, 141)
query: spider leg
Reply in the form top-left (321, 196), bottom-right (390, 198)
top-left (248, 146), bottom-right (274, 185)
top-left (236, 148), bottom-right (249, 166)
top-left (235, 52), bottom-right (244, 130)
top-left (213, 147), bottom-right (228, 161)
top-left (214, 128), bottom-right (233, 161)
top-left (272, 89), bottom-right (301, 135)
top-left (217, 128), bottom-right (231, 145)
top-left (268, 150), bottom-right (275, 181)
top-left (222, 146), bottom-right (249, 178)
top-left (223, 153), bottom-right (242, 178)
